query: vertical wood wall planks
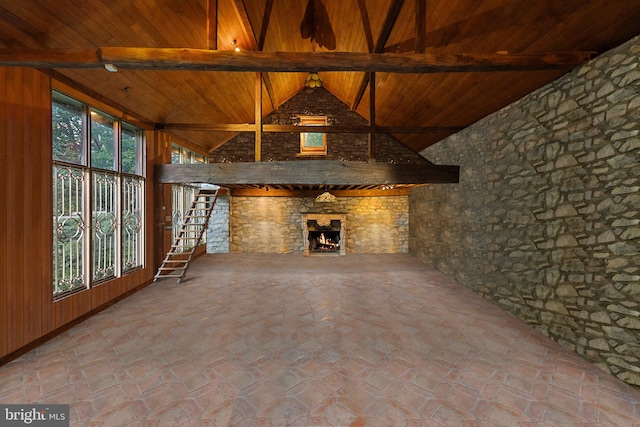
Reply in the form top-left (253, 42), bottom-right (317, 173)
top-left (0, 68), bottom-right (52, 353)
top-left (0, 68), bottom-right (9, 355)
top-left (0, 70), bottom-right (159, 362)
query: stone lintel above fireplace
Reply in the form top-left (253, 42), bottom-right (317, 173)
top-left (302, 213), bottom-right (346, 256)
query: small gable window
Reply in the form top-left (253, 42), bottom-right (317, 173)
top-left (299, 116), bottom-right (327, 155)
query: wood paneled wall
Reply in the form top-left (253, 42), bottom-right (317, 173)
top-left (0, 68), bottom-right (158, 361)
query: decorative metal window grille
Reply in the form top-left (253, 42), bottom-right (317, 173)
top-left (122, 176), bottom-right (144, 272)
top-left (53, 164), bottom-right (88, 297)
top-left (92, 171), bottom-right (118, 283)
top-left (52, 90), bottom-right (145, 299)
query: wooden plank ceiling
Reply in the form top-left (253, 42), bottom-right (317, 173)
top-left (1, 0), bottom-right (640, 155)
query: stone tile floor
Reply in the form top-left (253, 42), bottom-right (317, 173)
top-left (1, 254), bottom-right (640, 426)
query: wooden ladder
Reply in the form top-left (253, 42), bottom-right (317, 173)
top-left (154, 188), bottom-right (219, 283)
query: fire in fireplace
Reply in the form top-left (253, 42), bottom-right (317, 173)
top-left (302, 213), bottom-right (346, 256)
top-left (309, 228), bottom-right (340, 253)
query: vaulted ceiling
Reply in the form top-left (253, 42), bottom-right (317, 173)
top-left (1, 0), bottom-right (640, 154)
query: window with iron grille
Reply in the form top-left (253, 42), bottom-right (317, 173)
top-left (52, 91), bottom-right (145, 299)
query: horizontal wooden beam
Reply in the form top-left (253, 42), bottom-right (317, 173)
top-left (161, 123), bottom-right (465, 134)
top-left (228, 187), bottom-right (412, 197)
top-left (0, 48), bottom-right (100, 67)
top-left (98, 48), bottom-right (597, 73)
top-left (155, 160), bottom-right (459, 185)
top-left (0, 47), bottom-right (593, 73)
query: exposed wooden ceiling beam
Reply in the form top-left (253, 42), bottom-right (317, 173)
top-left (231, 0), bottom-right (276, 108)
top-left (352, 0), bottom-right (406, 110)
top-left (369, 71), bottom-right (376, 160)
top-left (255, 71), bottom-right (262, 161)
top-left (374, 0), bottom-right (406, 53)
top-left (416, 0), bottom-right (426, 53)
top-left (0, 48), bottom-right (591, 72)
top-left (161, 123), bottom-right (465, 134)
top-left (357, 0), bottom-right (374, 53)
top-left (206, 132), bottom-right (240, 154)
top-left (207, 0), bottom-right (217, 50)
top-left (155, 160), bottom-right (460, 185)
top-left (258, 0), bottom-right (274, 51)
top-left (232, 0), bottom-right (259, 51)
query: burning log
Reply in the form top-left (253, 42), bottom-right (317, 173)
top-left (316, 233), bottom-right (339, 251)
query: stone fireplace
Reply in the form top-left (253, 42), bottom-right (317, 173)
top-left (302, 213), bottom-right (346, 256)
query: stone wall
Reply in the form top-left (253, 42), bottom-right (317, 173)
top-left (206, 195), bottom-right (229, 253)
top-left (410, 36), bottom-right (640, 386)
top-left (210, 87), bottom-right (428, 164)
top-left (230, 196), bottom-right (408, 254)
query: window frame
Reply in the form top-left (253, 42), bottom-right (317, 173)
top-left (299, 116), bottom-right (328, 155)
top-left (52, 90), bottom-right (146, 300)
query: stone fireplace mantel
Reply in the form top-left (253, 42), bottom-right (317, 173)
top-left (302, 213), bottom-right (346, 256)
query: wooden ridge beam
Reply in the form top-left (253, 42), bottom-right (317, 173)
top-left (155, 160), bottom-right (460, 185)
top-left (0, 48), bottom-right (593, 73)
top-left (161, 123), bottom-right (465, 134)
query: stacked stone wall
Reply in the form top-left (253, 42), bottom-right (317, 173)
top-left (206, 195), bottom-right (229, 253)
top-left (410, 36), bottom-right (640, 386)
top-left (230, 196), bottom-right (408, 254)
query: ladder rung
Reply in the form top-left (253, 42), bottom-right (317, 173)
top-left (155, 190), bottom-right (217, 283)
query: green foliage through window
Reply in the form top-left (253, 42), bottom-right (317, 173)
top-left (52, 91), bottom-right (146, 299)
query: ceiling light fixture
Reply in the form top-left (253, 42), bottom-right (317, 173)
top-left (315, 191), bottom-right (336, 202)
top-left (305, 72), bottom-right (322, 88)
top-left (104, 63), bottom-right (118, 72)
top-left (232, 40), bottom-right (240, 52)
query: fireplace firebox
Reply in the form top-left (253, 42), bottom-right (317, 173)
top-left (302, 213), bottom-right (346, 256)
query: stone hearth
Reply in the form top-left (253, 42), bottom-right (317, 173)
top-left (302, 213), bottom-right (346, 256)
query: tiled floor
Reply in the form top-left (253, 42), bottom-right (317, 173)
top-left (1, 254), bottom-right (640, 426)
